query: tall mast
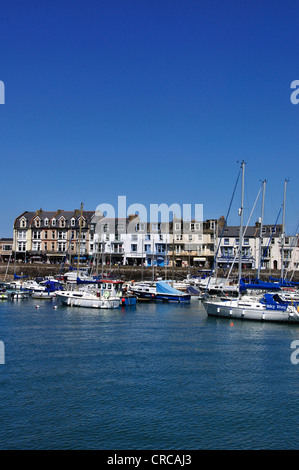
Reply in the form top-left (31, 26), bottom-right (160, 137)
top-left (165, 232), bottom-right (167, 280)
top-left (281, 179), bottom-right (288, 280)
top-left (238, 161), bottom-right (245, 297)
top-left (77, 202), bottom-right (84, 280)
top-left (141, 234), bottom-right (144, 281)
top-left (257, 179), bottom-right (266, 280)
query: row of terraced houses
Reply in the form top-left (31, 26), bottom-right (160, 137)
top-left (2, 208), bottom-right (297, 271)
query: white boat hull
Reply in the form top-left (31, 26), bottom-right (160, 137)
top-left (56, 291), bottom-right (120, 309)
top-left (32, 292), bottom-right (57, 299)
top-left (204, 300), bottom-right (299, 323)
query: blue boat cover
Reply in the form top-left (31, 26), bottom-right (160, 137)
top-left (269, 277), bottom-right (299, 287)
top-left (156, 281), bottom-right (185, 295)
top-left (43, 280), bottom-right (63, 292)
top-left (187, 286), bottom-right (201, 295)
top-left (240, 278), bottom-right (281, 292)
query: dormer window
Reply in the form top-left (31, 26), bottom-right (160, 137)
top-left (59, 218), bottom-right (66, 228)
top-left (35, 218), bottom-right (41, 228)
top-left (20, 218), bottom-right (27, 228)
top-left (71, 218), bottom-right (76, 227)
top-left (44, 218), bottom-right (49, 227)
top-left (51, 219), bottom-right (56, 227)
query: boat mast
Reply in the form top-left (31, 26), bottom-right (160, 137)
top-left (257, 179), bottom-right (266, 280)
top-left (141, 234), bottom-right (144, 281)
top-left (238, 161), bottom-right (245, 297)
top-left (281, 179), bottom-right (288, 280)
top-left (165, 233), bottom-right (167, 280)
top-left (77, 202), bottom-right (84, 284)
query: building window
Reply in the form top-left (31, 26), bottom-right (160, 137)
top-left (32, 242), bottom-right (41, 251)
top-left (58, 231), bottom-right (66, 240)
top-left (79, 217), bottom-right (85, 228)
top-left (116, 223), bottom-right (124, 232)
top-left (18, 242), bottom-right (26, 252)
top-left (51, 242), bottom-right (55, 251)
top-left (44, 218), bottom-right (49, 226)
top-left (18, 230), bottom-right (26, 240)
top-left (175, 223), bottom-right (181, 231)
top-left (59, 218), bottom-right (65, 228)
top-left (224, 238), bottom-right (229, 245)
top-left (33, 231), bottom-right (41, 239)
top-left (52, 219), bottom-right (56, 226)
top-left (176, 235), bottom-right (182, 241)
top-left (243, 247), bottom-right (250, 257)
top-left (20, 218), bottom-right (26, 228)
top-left (44, 243), bottom-right (48, 251)
top-left (44, 231), bottom-right (48, 239)
top-left (71, 218), bottom-right (75, 227)
top-left (244, 238), bottom-right (249, 245)
top-left (131, 244), bottom-right (137, 252)
top-left (35, 219), bottom-right (40, 227)
top-left (52, 231), bottom-right (55, 239)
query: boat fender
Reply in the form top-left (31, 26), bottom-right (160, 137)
top-left (297, 306), bottom-right (299, 313)
top-left (104, 291), bottom-right (110, 299)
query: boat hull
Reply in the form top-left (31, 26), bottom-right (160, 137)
top-left (130, 290), bottom-right (156, 301)
top-left (120, 295), bottom-right (137, 306)
top-left (32, 292), bottom-right (56, 299)
top-left (204, 300), bottom-right (299, 323)
top-left (155, 293), bottom-right (191, 303)
top-left (56, 292), bottom-right (120, 309)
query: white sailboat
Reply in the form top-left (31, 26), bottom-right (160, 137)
top-left (203, 162), bottom-right (299, 323)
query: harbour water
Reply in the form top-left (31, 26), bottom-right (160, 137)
top-left (0, 297), bottom-right (299, 450)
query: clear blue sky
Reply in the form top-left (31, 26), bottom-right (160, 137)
top-left (0, 0), bottom-right (298, 236)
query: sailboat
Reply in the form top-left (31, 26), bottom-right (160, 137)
top-left (203, 162), bottom-right (299, 323)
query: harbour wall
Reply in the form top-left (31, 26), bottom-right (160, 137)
top-left (0, 263), bottom-right (297, 283)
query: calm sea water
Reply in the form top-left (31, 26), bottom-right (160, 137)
top-left (0, 296), bottom-right (299, 450)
